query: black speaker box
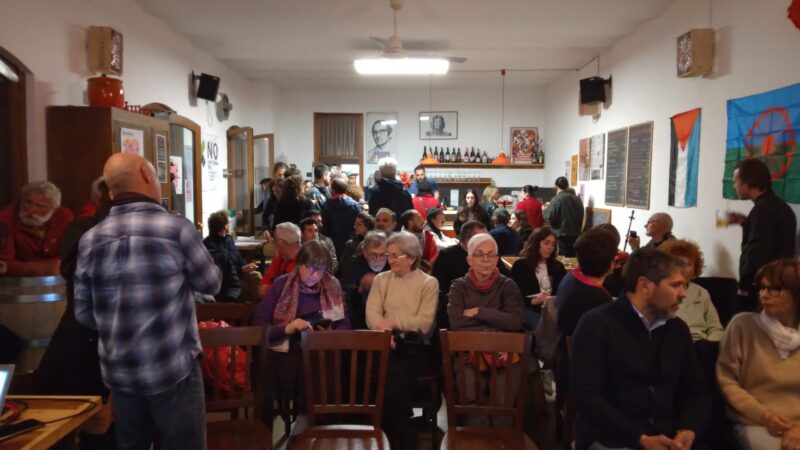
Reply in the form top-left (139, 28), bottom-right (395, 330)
top-left (195, 73), bottom-right (220, 102)
top-left (580, 76), bottom-right (606, 104)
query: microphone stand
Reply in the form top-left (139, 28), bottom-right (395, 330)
top-left (623, 210), bottom-right (636, 253)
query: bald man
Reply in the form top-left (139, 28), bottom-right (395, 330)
top-left (74, 153), bottom-right (221, 449)
top-left (628, 212), bottom-right (676, 251)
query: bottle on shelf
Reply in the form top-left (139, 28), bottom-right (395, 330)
top-left (433, 147), bottom-right (439, 161)
top-left (455, 148), bottom-right (462, 163)
top-left (438, 148), bottom-right (444, 163)
top-left (469, 147), bottom-right (475, 163)
top-left (445, 147), bottom-right (451, 162)
top-left (481, 150), bottom-right (489, 164)
top-left (421, 146), bottom-right (427, 161)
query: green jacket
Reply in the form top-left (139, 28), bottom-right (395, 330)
top-left (543, 190), bottom-right (584, 237)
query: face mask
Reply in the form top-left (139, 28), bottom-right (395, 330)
top-left (369, 261), bottom-right (386, 272)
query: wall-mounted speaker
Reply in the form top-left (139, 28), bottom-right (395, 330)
top-left (193, 71), bottom-right (220, 101)
top-left (579, 76), bottom-right (610, 104)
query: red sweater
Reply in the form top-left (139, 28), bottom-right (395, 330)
top-left (516, 196), bottom-right (544, 229)
top-left (0, 201), bottom-right (74, 276)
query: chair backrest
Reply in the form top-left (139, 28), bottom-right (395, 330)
top-left (196, 303), bottom-right (255, 326)
top-left (198, 325), bottom-right (269, 416)
top-left (440, 330), bottom-right (532, 429)
top-left (300, 330), bottom-right (391, 428)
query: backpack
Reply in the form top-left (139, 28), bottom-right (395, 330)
top-left (198, 320), bottom-right (247, 392)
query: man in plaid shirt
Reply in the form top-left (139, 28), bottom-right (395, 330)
top-left (75, 153), bottom-right (221, 449)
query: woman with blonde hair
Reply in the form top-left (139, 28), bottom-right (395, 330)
top-left (481, 185), bottom-right (500, 222)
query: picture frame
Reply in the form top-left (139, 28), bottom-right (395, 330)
top-left (583, 206), bottom-right (612, 231)
top-left (419, 111), bottom-right (457, 140)
top-left (510, 127), bottom-right (538, 164)
top-left (365, 112), bottom-right (398, 164)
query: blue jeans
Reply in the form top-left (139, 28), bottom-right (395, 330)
top-left (112, 360), bottom-right (206, 450)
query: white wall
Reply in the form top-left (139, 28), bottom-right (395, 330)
top-left (274, 80), bottom-right (548, 189)
top-left (1, 0), bottom-right (279, 223)
top-left (544, 0), bottom-right (800, 278)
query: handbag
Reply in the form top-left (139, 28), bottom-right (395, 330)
top-left (198, 320), bottom-right (247, 392)
top-left (534, 297), bottom-right (558, 369)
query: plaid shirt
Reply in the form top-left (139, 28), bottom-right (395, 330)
top-left (74, 200), bottom-right (221, 395)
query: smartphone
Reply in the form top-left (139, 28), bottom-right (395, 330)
top-left (0, 419), bottom-right (45, 442)
top-left (629, 231), bottom-right (638, 238)
top-left (314, 318), bottom-right (333, 330)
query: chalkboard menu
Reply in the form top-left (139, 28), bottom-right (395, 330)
top-left (625, 122), bottom-right (654, 209)
top-left (604, 128), bottom-right (628, 206)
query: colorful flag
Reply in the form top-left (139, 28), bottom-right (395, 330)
top-left (669, 108), bottom-right (701, 208)
top-left (723, 83), bottom-right (800, 203)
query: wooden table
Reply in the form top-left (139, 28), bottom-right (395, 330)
top-left (0, 396), bottom-right (101, 450)
top-left (234, 239), bottom-right (266, 262)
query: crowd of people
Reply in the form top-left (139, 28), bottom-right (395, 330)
top-left (1, 154), bottom-right (799, 450)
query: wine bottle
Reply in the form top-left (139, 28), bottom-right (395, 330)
top-left (438, 148), bottom-right (444, 163)
top-left (481, 150), bottom-right (489, 164)
top-left (456, 148), bottom-right (462, 163)
top-left (445, 148), bottom-right (451, 162)
top-left (421, 146), bottom-right (427, 160)
top-left (469, 147), bottom-right (475, 163)
top-left (433, 147), bottom-right (439, 161)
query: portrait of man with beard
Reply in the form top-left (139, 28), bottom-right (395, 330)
top-left (0, 181), bottom-right (74, 276)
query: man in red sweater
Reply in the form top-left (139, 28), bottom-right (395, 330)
top-left (515, 185), bottom-right (543, 229)
top-left (258, 222), bottom-right (301, 297)
top-left (0, 181), bottom-right (73, 276)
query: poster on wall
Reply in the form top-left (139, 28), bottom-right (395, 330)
top-left (120, 127), bottom-right (144, 156)
top-left (169, 156), bottom-right (183, 195)
top-left (578, 138), bottom-right (591, 181)
top-left (156, 134), bottom-right (168, 183)
top-left (202, 133), bottom-right (222, 193)
top-left (564, 159), bottom-right (571, 179)
top-left (570, 154), bottom-right (578, 186)
top-left (669, 108), bottom-right (702, 208)
top-left (723, 82), bottom-right (800, 203)
top-left (419, 111), bottom-right (457, 140)
top-left (510, 127), bottom-right (537, 164)
top-left (366, 112), bottom-right (398, 163)
top-left (590, 133), bottom-right (605, 180)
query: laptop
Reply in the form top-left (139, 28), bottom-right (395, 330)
top-left (0, 365), bottom-right (12, 408)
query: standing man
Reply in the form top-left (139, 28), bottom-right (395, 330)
top-left (74, 153), bottom-right (221, 449)
top-left (571, 248), bottom-right (709, 450)
top-left (321, 178), bottom-right (361, 258)
top-left (408, 165), bottom-right (440, 200)
top-left (367, 158), bottom-right (413, 228)
top-left (308, 164), bottom-right (331, 206)
top-left (627, 212), bottom-right (675, 251)
top-left (728, 158), bottom-right (797, 312)
top-left (543, 176), bottom-right (584, 257)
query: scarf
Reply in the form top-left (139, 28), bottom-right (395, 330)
top-left (755, 311), bottom-right (800, 359)
top-left (468, 267), bottom-right (500, 293)
top-left (272, 270), bottom-right (345, 327)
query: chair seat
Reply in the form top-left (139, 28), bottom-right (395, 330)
top-left (441, 427), bottom-right (538, 450)
top-left (291, 424), bottom-right (390, 450)
top-left (207, 419), bottom-right (273, 450)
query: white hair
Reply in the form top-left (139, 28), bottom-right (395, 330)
top-left (467, 233), bottom-right (498, 256)
top-left (274, 222), bottom-right (301, 244)
top-left (378, 157), bottom-right (398, 178)
top-left (21, 181), bottom-right (61, 208)
top-left (386, 230), bottom-right (421, 270)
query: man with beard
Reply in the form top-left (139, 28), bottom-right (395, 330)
top-left (400, 209), bottom-right (438, 267)
top-left (0, 181), bottom-right (74, 276)
top-left (570, 248), bottom-right (709, 450)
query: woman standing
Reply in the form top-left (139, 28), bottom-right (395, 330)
top-left (510, 227), bottom-right (567, 330)
top-left (272, 174), bottom-right (314, 227)
top-left (454, 189), bottom-right (489, 234)
top-left (481, 185), bottom-right (500, 223)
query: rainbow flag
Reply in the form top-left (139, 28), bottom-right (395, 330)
top-left (669, 108), bottom-right (701, 207)
top-left (723, 83), bottom-right (800, 203)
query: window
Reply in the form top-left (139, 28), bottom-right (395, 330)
top-left (314, 113), bottom-right (363, 182)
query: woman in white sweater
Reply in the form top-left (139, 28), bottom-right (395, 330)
top-left (717, 259), bottom-right (800, 450)
top-left (366, 230), bottom-right (438, 450)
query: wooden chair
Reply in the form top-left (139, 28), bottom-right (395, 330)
top-left (199, 325), bottom-right (272, 450)
top-left (196, 302), bottom-right (255, 326)
top-left (439, 330), bottom-right (537, 450)
top-left (555, 336), bottom-right (574, 450)
top-left (291, 330), bottom-right (391, 450)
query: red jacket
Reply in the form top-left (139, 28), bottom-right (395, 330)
top-left (413, 194), bottom-right (441, 221)
top-left (259, 251), bottom-right (298, 294)
top-left (0, 201), bottom-right (74, 276)
top-left (515, 196), bottom-right (544, 229)
top-left (422, 230), bottom-right (439, 265)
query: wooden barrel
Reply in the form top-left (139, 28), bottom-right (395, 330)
top-left (0, 276), bottom-right (67, 372)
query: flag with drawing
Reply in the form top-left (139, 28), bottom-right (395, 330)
top-left (723, 83), bottom-right (800, 203)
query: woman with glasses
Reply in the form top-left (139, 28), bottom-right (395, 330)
top-left (510, 227), bottom-right (567, 330)
top-left (366, 231), bottom-right (439, 450)
top-left (717, 259), bottom-right (800, 450)
top-left (253, 240), bottom-right (350, 438)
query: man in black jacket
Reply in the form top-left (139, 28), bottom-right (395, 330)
top-left (367, 158), bottom-right (413, 230)
top-left (571, 248), bottom-right (710, 450)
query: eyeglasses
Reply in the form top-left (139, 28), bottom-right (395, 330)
top-left (303, 264), bottom-right (327, 273)
top-left (387, 253), bottom-right (409, 261)
top-left (366, 252), bottom-right (388, 261)
top-left (471, 252), bottom-right (499, 261)
top-left (758, 285), bottom-right (784, 296)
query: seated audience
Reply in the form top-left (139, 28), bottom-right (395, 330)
top-left (481, 185), bottom-right (500, 225)
top-left (0, 180), bottom-right (74, 276)
top-left (447, 232), bottom-right (524, 427)
top-left (510, 227), bottom-right (567, 330)
top-left (454, 188), bottom-right (490, 234)
top-left (253, 240), bottom-right (350, 438)
top-left (717, 259), bottom-right (800, 450)
top-left (338, 211), bottom-right (374, 279)
top-left (321, 177), bottom-right (361, 258)
top-left (367, 158), bottom-right (413, 228)
top-left (400, 209), bottom-right (438, 267)
top-left (555, 226), bottom-right (617, 390)
top-left (489, 208), bottom-right (520, 256)
top-left (515, 184), bottom-right (544, 230)
top-left (425, 207), bottom-right (458, 250)
top-left (660, 239), bottom-right (724, 342)
top-left (366, 231), bottom-right (438, 450)
top-left (203, 210), bottom-right (259, 301)
top-left (300, 216), bottom-right (338, 273)
top-left (347, 230), bottom-right (390, 329)
top-left (571, 248), bottom-right (709, 450)
top-left (259, 222), bottom-right (302, 297)
top-left (627, 212), bottom-right (675, 251)
top-left (273, 174), bottom-right (314, 227)
top-left (509, 210), bottom-right (532, 253)
top-left (374, 207), bottom-right (398, 237)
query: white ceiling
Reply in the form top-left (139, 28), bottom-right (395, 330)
top-left (135, 0), bottom-right (675, 90)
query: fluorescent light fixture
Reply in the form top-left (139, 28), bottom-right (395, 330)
top-left (419, 116), bottom-right (430, 121)
top-left (354, 58), bottom-right (449, 75)
top-left (380, 120), bottom-right (398, 126)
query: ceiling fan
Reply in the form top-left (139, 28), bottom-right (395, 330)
top-left (362, 0), bottom-right (467, 65)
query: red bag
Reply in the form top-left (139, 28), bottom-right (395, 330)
top-left (198, 320), bottom-right (247, 392)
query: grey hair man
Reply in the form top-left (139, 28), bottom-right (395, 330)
top-left (628, 212), bottom-right (675, 251)
top-left (368, 158), bottom-right (412, 231)
top-left (259, 221), bottom-right (302, 297)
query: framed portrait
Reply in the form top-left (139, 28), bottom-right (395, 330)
top-left (510, 127), bottom-right (537, 164)
top-left (583, 206), bottom-right (612, 231)
top-left (419, 111), bottom-right (457, 140)
top-left (365, 112), bottom-right (398, 164)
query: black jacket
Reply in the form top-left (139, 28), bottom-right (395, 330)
top-left (739, 190), bottom-right (797, 291)
top-left (489, 224), bottom-right (521, 256)
top-left (571, 293), bottom-right (710, 449)
top-left (367, 178), bottom-right (413, 229)
top-left (273, 197), bottom-right (314, 227)
top-left (509, 257), bottom-right (567, 314)
top-left (203, 234), bottom-right (246, 300)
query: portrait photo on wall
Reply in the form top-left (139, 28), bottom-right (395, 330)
top-left (366, 112), bottom-right (398, 163)
top-left (419, 111), bottom-right (457, 140)
top-left (510, 127), bottom-right (538, 164)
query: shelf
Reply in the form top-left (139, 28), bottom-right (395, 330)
top-left (437, 178), bottom-right (493, 184)
top-left (420, 163), bottom-right (544, 169)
